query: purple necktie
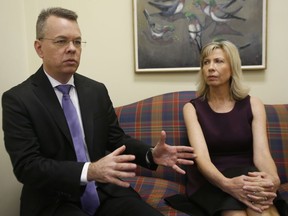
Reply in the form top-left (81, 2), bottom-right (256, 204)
top-left (57, 85), bottom-right (100, 215)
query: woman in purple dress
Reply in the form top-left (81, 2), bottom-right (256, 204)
top-left (166, 41), bottom-right (287, 215)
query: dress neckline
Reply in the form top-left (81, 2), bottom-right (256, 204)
top-left (206, 99), bottom-right (236, 114)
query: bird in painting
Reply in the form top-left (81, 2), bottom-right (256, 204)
top-left (193, 0), bottom-right (246, 22)
top-left (143, 9), bottom-right (175, 40)
top-left (185, 12), bottom-right (202, 51)
top-left (148, 0), bottom-right (186, 17)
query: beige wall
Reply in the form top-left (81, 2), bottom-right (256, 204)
top-left (0, 0), bottom-right (287, 215)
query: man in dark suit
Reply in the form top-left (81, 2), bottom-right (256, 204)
top-left (2, 7), bottom-right (195, 216)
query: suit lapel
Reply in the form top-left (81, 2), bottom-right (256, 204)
top-left (74, 75), bottom-right (94, 155)
top-left (31, 67), bottom-right (74, 147)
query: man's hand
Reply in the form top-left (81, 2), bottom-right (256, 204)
top-left (152, 130), bottom-right (196, 175)
top-left (87, 145), bottom-right (137, 187)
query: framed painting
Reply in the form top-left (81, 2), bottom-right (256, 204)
top-left (133, 0), bottom-right (267, 72)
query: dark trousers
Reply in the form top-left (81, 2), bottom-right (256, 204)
top-left (53, 187), bottom-right (164, 216)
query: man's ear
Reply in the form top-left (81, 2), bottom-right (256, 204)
top-left (34, 40), bottom-right (44, 58)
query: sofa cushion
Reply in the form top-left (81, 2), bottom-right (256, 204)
top-left (115, 91), bottom-right (196, 184)
top-left (115, 94), bottom-right (288, 185)
top-left (265, 104), bottom-right (288, 183)
top-left (279, 182), bottom-right (288, 201)
top-left (115, 92), bottom-right (288, 214)
top-left (125, 176), bottom-right (189, 216)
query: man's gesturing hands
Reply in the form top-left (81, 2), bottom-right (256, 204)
top-left (87, 145), bottom-right (136, 188)
top-left (152, 131), bottom-right (196, 175)
top-left (87, 130), bottom-right (196, 187)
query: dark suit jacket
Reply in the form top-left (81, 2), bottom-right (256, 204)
top-left (2, 66), bottom-right (152, 216)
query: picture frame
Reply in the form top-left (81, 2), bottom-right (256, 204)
top-left (133, 0), bottom-right (267, 72)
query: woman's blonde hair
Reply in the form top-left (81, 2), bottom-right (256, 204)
top-left (197, 40), bottom-right (249, 100)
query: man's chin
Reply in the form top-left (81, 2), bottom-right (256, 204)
top-left (63, 65), bottom-right (79, 73)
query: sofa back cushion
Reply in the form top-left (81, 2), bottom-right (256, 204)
top-left (265, 104), bottom-right (288, 183)
top-left (115, 91), bottom-right (288, 185)
top-left (115, 91), bottom-right (196, 184)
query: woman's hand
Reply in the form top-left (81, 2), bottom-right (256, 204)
top-left (242, 172), bottom-right (278, 208)
top-left (247, 171), bottom-right (280, 191)
top-left (222, 175), bottom-right (265, 213)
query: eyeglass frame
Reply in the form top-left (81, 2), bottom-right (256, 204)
top-left (38, 37), bottom-right (87, 48)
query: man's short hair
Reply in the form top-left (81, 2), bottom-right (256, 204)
top-left (36, 7), bottom-right (78, 39)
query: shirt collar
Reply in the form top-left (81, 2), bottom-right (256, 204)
top-left (44, 70), bottom-right (75, 88)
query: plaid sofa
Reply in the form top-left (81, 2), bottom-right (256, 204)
top-left (114, 91), bottom-right (288, 216)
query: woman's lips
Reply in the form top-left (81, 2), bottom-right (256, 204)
top-left (207, 75), bottom-right (217, 80)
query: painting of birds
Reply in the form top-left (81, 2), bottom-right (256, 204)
top-left (135, 0), bottom-right (265, 71)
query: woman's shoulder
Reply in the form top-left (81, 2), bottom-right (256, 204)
top-left (248, 95), bottom-right (265, 115)
top-left (184, 97), bottom-right (201, 111)
top-left (184, 97), bottom-right (206, 114)
top-left (249, 95), bottom-right (264, 107)
top-left (238, 95), bottom-right (263, 106)
top-left (190, 96), bottom-right (204, 104)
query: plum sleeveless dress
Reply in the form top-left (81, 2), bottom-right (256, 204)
top-left (186, 96), bottom-right (254, 196)
top-left (165, 96), bottom-right (288, 215)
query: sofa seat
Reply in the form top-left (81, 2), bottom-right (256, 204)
top-left (124, 176), bottom-right (187, 216)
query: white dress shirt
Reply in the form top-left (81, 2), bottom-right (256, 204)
top-left (44, 71), bottom-right (90, 184)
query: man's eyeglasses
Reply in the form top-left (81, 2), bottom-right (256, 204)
top-left (39, 38), bottom-right (87, 48)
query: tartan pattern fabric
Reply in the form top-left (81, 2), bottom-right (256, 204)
top-left (265, 104), bottom-right (288, 184)
top-left (115, 91), bottom-right (196, 185)
top-left (124, 176), bottom-right (188, 216)
top-left (278, 183), bottom-right (288, 201)
top-left (114, 91), bottom-right (288, 214)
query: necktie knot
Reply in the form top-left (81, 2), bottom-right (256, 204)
top-left (56, 85), bottom-right (72, 95)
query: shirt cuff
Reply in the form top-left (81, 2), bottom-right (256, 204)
top-left (146, 148), bottom-right (158, 170)
top-left (80, 162), bottom-right (90, 184)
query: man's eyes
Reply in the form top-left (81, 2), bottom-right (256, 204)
top-left (53, 39), bottom-right (82, 47)
top-left (54, 39), bottom-right (67, 45)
